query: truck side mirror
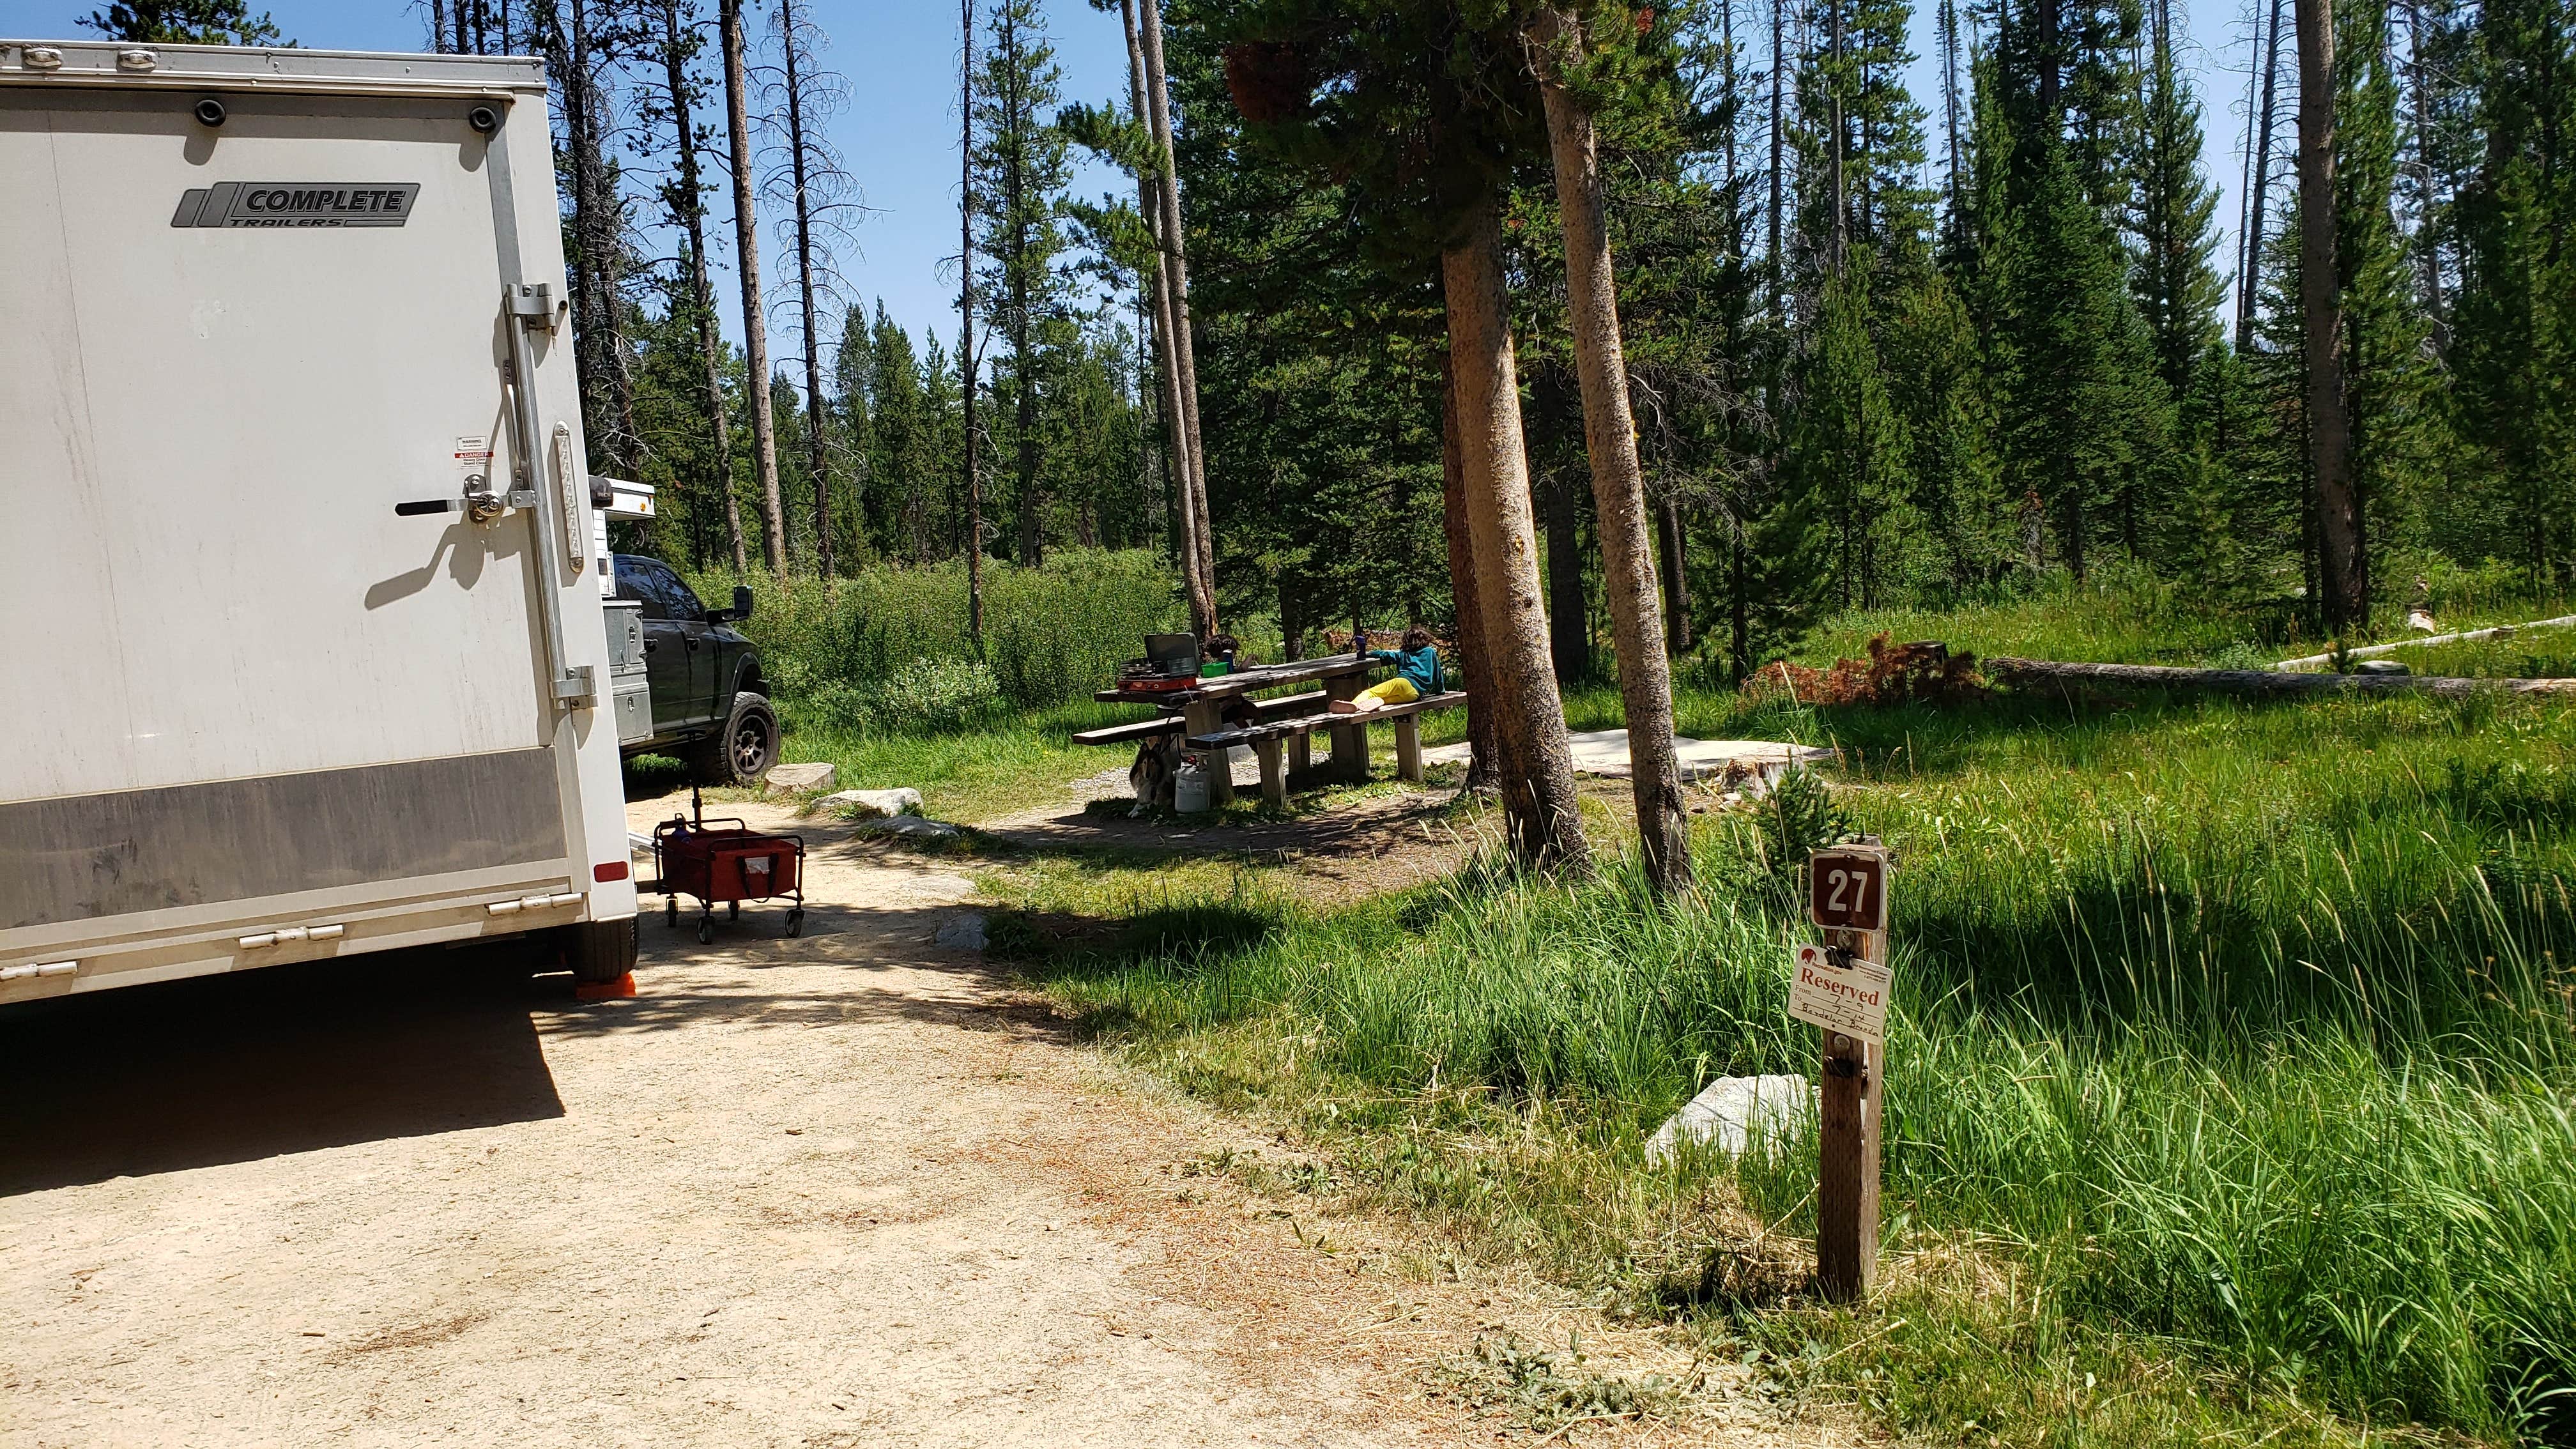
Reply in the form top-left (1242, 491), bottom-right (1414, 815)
top-left (730, 585), bottom-right (755, 622)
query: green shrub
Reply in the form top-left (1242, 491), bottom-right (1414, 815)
top-left (684, 549), bottom-right (1183, 718)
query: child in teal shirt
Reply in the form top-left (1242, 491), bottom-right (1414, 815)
top-left (1334, 626), bottom-right (1443, 713)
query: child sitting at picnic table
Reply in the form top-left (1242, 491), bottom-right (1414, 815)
top-left (1331, 626), bottom-right (1443, 713)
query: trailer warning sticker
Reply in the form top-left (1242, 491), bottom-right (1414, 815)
top-left (454, 437), bottom-right (493, 470)
top-left (171, 183), bottom-right (422, 229)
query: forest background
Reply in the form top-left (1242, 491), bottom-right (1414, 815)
top-left (52, 0), bottom-right (2573, 669)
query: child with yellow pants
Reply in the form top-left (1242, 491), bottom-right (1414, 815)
top-left (1333, 625), bottom-right (1444, 712)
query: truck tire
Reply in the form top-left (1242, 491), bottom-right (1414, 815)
top-left (565, 917), bottom-right (638, 983)
top-left (690, 692), bottom-right (778, 786)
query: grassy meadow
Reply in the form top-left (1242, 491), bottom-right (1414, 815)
top-left (685, 555), bottom-right (2576, 1445)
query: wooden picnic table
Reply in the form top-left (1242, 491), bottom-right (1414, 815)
top-left (1090, 652), bottom-right (1380, 807)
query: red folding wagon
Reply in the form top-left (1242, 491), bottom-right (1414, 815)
top-left (649, 788), bottom-right (807, 943)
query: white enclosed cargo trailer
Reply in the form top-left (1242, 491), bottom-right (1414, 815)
top-left (0, 40), bottom-right (640, 1001)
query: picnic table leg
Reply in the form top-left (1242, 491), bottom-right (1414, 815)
top-left (1395, 714), bottom-right (1423, 783)
top-left (1289, 730), bottom-right (1312, 778)
top-left (1256, 737), bottom-right (1285, 807)
top-left (1183, 699), bottom-right (1235, 806)
top-left (1325, 673), bottom-right (1367, 783)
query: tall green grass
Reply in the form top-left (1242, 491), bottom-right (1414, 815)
top-left (688, 548), bottom-right (1183, 714)
top-left (1038, 686), bottom-right (2576, 1442)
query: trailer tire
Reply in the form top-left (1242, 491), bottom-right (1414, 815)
top-left (691, 693), bottom-right (778, 786)
top-left (565, 917), bottom-right (638, 983)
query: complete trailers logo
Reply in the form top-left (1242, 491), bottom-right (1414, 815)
top-left (171, 183), bottom-right (422, 229)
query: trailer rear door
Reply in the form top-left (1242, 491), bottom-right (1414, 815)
top-left (1, 78), bottom-right (594, 932)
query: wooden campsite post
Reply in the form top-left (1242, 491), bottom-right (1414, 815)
top-left (1803, 841), bottom-right (1890, 1302)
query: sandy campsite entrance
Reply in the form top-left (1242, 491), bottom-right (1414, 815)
top-left (0, 795), bottom-right (1820, 1448)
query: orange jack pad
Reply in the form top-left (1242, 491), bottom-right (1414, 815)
top-left (574, 972), bottom-right (636, 1001)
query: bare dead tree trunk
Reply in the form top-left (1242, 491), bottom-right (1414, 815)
top-left (1123, 0), bottom-right (1214, 638)
top-left (1137, 0), bottom-right (1217, 630)
top-left (661, 0), bottom-right (747, 572)
top-left (2404, 0), bottom-right (2446, 336)
top-left (779, 0), bottom-right (835, 578)
top-left (2239, 0), bottom-right (2284, 348)
top-left (1533, 7), bottom-right (1690, 893)
top-left (2297, 0), bottom-right (2365, 629)
top-left (1768, 0), bottom-right (1786, 311)
top-left (1443, 198), bottom-right (1591, 873)
top-left (960, 0), bottom-right (983, 643)
top-left (719, 0), bottom-right (788, 572)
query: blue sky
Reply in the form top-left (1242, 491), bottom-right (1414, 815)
top-left (3, 0), bottom-right (2271, 362)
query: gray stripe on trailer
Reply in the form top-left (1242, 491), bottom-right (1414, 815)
top-left (1, 750), bottom-right (567, 930)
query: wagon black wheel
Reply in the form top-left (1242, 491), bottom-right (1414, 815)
top-left (785, 908), bottom-right (804, 938)
top-left (696, 916), bottom-right (714, 945)
top-left (728, 901), bottom-right (740, 922)
top-left (664, 897), bottom-right (677, 925)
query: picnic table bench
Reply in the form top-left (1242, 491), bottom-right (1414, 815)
top-left (1079, 650), bottom-right (1461, 808)
top-left (1186, 691), bottom-right (1466, 806)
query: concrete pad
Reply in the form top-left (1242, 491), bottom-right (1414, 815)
top-left (1423, 730), bottom-right (1832, 784)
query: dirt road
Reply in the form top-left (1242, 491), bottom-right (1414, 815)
top-left (0, 799), bottom-right (1800, 1448)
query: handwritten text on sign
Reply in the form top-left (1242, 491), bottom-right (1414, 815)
top-left (1788, 944), bottom-right (1893, 1046)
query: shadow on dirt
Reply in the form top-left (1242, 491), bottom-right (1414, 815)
top-left (0, 940), bottom-right (570, 1197)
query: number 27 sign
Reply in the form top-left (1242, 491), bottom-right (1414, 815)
top-left (1809, 847), bottom-right (1889, 932)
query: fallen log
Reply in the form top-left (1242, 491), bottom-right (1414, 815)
top-left (1988, 657), bottom-right (2576, 699)
top-left (2274, 613), bottom-right (2576, 671)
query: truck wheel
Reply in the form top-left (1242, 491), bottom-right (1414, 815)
top-left (691, 693), bottom-right (778, 786)
top-left (565, 917), bottom-right (638, 983)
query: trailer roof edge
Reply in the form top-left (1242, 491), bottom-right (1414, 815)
top-left (0, 40), bottom-right (546, 96)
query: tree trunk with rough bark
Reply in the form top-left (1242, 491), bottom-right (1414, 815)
top-left (1533, 7), bottom-right (1691, 893)
top-left (1443, 199), bottom-right (1591, 872)
top-left (2296, 0), bottom-right (2365, 630)
top-left (719, 0), bottom-right (788, 572)
top-left (1441, 355), bottom-right (1499, 790)
top-left (660, 0), bottom-right (747, 572)
top-left (1137, 0), bottom-right (1216, 631)
top-left (1121, 0), bottom-right (1213, 637)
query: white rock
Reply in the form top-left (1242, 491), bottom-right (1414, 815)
top-left (933, 912), bottom-right (987, 951)
top-left (1644, 1075), bottom-right (1814, 1163)
top-left (764, 762), bottom-right (838, 793)
top-left (819, 786), bottom-right (923, 818)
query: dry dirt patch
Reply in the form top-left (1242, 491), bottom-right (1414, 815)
top-left (0, 797), bottom-right (1828, 1447)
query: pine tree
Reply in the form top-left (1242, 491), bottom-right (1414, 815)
top-left (2450, 0), bottom-right (2576, 585)
top-left (972, 0), bottom-right (1075, 568)
top-left (80, 0), bottom-right (285, 45)
top-left (2131, 0), bottom-right (2227, 404)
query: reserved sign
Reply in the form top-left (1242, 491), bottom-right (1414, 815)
top-left (1788, 944), bottom-right (1892, 1045)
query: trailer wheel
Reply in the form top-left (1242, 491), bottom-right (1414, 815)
top-left (691, 693), bottom-right (778, 786)
top-left (565, 917), bottom-right (638, 983)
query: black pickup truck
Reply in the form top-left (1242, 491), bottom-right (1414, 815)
top-left (609, 553), bottom-right (779, 785)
